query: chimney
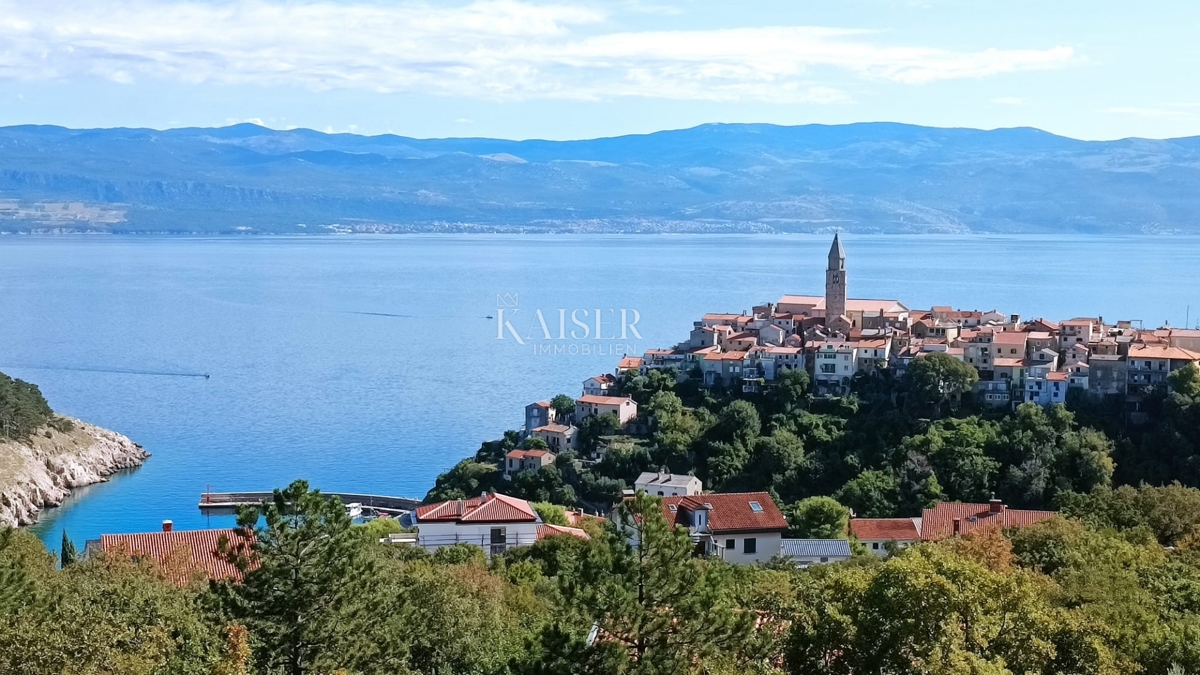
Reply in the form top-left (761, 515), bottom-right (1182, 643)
top-left (162, 520), bottom-right (173, 532)
top-left (952, 518), bottom-right (961, 537)
top-left (989, 494), bottom-right (1004, 514)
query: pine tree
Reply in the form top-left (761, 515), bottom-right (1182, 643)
top-left (59, 531), bottom-right (78, 568)
top-left (575, 492), bottom-right (754, 674)
top-left (215, 480), bottom-right (392, 675)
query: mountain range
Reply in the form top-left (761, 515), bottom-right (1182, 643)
top-left (2, 122), bottom-right (1199, 234)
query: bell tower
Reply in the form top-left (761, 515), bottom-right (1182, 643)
top-left (825, 234), bottom-right (847, 321)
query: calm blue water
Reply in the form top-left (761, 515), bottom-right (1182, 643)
top-left (1, 234), bottom-right (1198, 552)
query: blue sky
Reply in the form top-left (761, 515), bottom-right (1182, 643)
top-left (2, 0), bottom-right (1198, 140)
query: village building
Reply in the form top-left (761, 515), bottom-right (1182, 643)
top-left (90, 523), bottom-right (251, 586)
top-left (655, 492), bottom-right (790, 565)
top-left (849, 517), bottom-right (921, 556)
top-left (1125, 344), bottom-right (1200, 396)
top-left (781, 539), bottom-right (853, 567)
top-left (523, 401), bottom-right (556, 438)
top-left (583, 373), bottom-right (618, 397)
top-left (414, 493), bottom-right (588, 557)
top-left (575, 395), bottom-right (638, 425)
top-left (504, 449), bottom-right (556, 479)
top-left (851, 498), bottom-right (1054, 548)
top-left (634, 471), bottom-right (702, 497)
top-left (530, 423), bottom-right (577, 451)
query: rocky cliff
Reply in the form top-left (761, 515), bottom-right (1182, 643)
top-left (0, 420), bottom-right (148, 527)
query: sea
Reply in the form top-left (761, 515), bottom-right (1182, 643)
top-left (1, 234), bottom-right (1198, 552)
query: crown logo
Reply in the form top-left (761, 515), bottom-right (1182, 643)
top-left (496, 293), bottom-right (519, 307)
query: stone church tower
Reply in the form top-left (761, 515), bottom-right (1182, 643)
top-left (825, 234), bottom-right (847, 320)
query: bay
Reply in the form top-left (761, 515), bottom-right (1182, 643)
top-left (0, 234), bottom-right (1197, 551)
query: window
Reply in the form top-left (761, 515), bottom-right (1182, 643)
top-left (820, 557), bottom-right (829, 563)
top-left (749, 501), bottom-right (763, 512)
top-left (490, 528), bottom-right (507, 545)
top-left (744, 538), bottom-right (757, 554)
top-left (668, 504), bottom-right (677, 512)
top-left (872, 542), bottom-right (880, 550)
top-left (725, 539), bottom-right (735, 550)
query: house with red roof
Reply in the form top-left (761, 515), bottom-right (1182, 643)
top-left (850, 518), bottom-right (921, 556)
top-left (655, 492), bottom-right (789, 564)
top-left (414, 492), bottom-right (588, 557)
top-left (850, 497), bottom-right (1055, 553)
top-left (503, 448), bottom-right (556, 479)
top-left (575, 395), bottom-right (638, 425)
top-left (583, 373), bottom-right (618, 397)
top-left (91, 521), bottom-right (252, 586)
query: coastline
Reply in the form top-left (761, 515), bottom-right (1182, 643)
top-left (0, 420), bottom-right (149, 528)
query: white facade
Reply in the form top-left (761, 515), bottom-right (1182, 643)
top-left (635, 471), bottom-right (702, 497)
top-left (416, 520), bottom-right (542, 556)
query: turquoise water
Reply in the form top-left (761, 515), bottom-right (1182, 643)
top-left (1, 234), bottom-right (1198, 551)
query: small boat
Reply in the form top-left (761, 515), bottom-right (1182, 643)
top-left (486, 315), bottom-right (493, 319)
top-left (346, 502), bottom-right (363, 519)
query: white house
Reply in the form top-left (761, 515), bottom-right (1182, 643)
top-left (414, 493), bottom-right (588, 557)
top-left (530, 424), bottom-right (577, 451)
top-left (503, 449), bottom-right (556, 479)
top-left (576, 395), bottom-right (638, 425)
top-left (635, 471), bottom-right (702, 497)
top-left (583, 374), bottom-right (618, 397)
top-left (656, 492), bottom-right (789, 565)
top-left (811, 341), bottom-right (859, 396)
top-left (850, 517), bottom-right (922, 557)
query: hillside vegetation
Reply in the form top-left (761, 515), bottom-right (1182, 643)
top-left (3, 122), bottom-right (1200, 233)
top-left (7, 480), bottom-right (1200, 673)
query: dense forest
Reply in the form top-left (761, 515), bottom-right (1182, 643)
top-left (428, 357), bottom-right (1200, 530)
top-left (7, 480), bottom-right (1200, 674)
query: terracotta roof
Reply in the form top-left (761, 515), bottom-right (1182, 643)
top-left (1046, 371), bottom-right (1069, 381)
top-left (920, 501), bottom-right (1054, 541)
top-left (618, 357), bottom-right (644, 369)
top-left (993, 357), bottom-right (1025, 367)
top-left (660, 492), bottom-right (788, 534)
top-left (529, 400), bottom-right (551, 409)
top-left (778, 295), bottom-right (909, 314)
top-left (416, 493), bottom-right (539, 523)
top-left (577, 394), bottom-right (635, 406)
top-left (536, 524), bottom-right (591, 541)
top-left (1127, 344), bottom-right (1200, 361)
top-left (992, 331), bottom-right (1028, 345)
top-left (532, 424), bottom-right (573, 434)
top-left (506, 449), bottom-right (554, 460)
top-left (850, 518), bottom-right (920, 541)
top-left (587, 373), bottom-right (617, 384)
top-left (99, 528), bottom-right (251, 586)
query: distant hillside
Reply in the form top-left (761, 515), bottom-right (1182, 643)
top-left (2, 122), bottom-right (1199, 234)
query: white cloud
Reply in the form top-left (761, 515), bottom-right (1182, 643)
top-left (0, 0), bottom-right (1078, 103)
top-left (991, 96), bottom-right (1027, 106)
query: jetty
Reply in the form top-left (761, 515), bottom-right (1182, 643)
top-left (199, 490), bottom-right (422, 515)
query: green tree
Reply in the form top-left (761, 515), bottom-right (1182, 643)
top-left (551, 394), bottom-right (578, 421)
top-left (0, 371), bottom-right (54, 440)
top-left (425, 458), bottom-right (500, 502)
top-left (903, 352), bottom-right (979, 417)
top-left (60, 530), bottom-right (78, 568)
top-left (577, 492), bottom-right (755, 673)
top-left (766, 368), bottom-right (811, 415)
top-left (835, 470), bottom-right (901, 518)
top-left (215, 480), bottom-right (391, 675)
top-left (787, 497), bottom-right (850, 539)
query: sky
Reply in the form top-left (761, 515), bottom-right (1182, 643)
top-left (1, 0), bottom-right (1199, 140)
